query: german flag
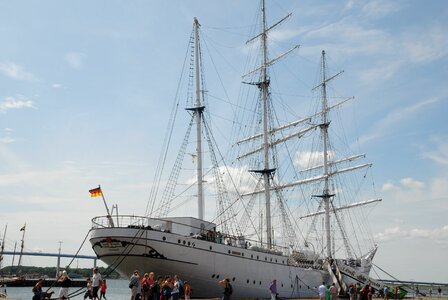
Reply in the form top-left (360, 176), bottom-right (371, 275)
top-left (89, 187), bottom-right (102, 197)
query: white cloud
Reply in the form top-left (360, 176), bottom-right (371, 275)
top-left (0, 62), bottom-right (34, 80)
top-left (270, 29), bottom-right (302, 43)
top-left (52, 83), bottom-right (62, 88)
top-left (359, 97), bottom-right (440, 145)
top-left (402, 25), bottom-right (448, 64)
top-left (400, 177), bottom-right (424, 189)
top-left (375, 225), bottom-right (448, 246)
top-left (422, 138), bottom-right (448, 166)
top-left (381, 181), bottom-right (398, 192)
top-left (344, 0), bottom-right (356, 11)
top-left (374, 226), bottom-right (405, 241)
top-left (294, 151), bottom-right (334, 169)
top-left (0, 95), bottom-right (36, 113)
top-left (361, 1), bottom-right (401, 19)
top-left (430, 177), bottom-right (448, 201)
top-left (64, 52), bottom-right (85, 69)
top-left (360, 59), bottom-right (402, 82)
top-left (380, 176), bottom-right (434, 203)
top-left (0, 136), bottom-right (16, 144)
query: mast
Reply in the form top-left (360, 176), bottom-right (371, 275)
top-left (242, 0), bottom-right (296, 249)
top-left (260, 0), bottom-right (273, 249)
top-left (10, 242), bottom-right (16, 275)
top-left (194, 17), bottom-right (205, 220)
top-left (17, 223), bottom-right (26, 272)
top-left (320, 50), bottom-right (332, 258)
top-left (0, 225), bottom-right (6, 271)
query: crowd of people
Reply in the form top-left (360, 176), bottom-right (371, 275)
top-left (31, 268), bottom-right (445, 300)
top-left (31, 267), bottom-right (106, 300)
top-left (126, 270), bottom-right (193, 300)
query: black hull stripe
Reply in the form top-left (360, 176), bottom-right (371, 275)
top-left (96, 253), bottom-right (198, 265)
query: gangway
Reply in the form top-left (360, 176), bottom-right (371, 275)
top-left (336, 261), bottom-right (407, 299)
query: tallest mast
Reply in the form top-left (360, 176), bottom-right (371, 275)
top-left (243, 0), bottom-right (296, 249)
top-left (320, 50), bottom-right (332, 258)
top-left (260, 0), bottom-right (273, 249)
top-left (193, 17), bottom-right (205, 220)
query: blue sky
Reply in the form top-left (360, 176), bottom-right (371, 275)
top-left (0, 1), bottom-right (447, 283)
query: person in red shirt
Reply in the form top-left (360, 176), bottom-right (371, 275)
top-left (99, 279), bottom-right (107, 300)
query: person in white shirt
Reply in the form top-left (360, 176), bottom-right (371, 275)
top-left (92, 267), bottom-right (102, 300)
top-left (319, 282), bottom-right (327, 300)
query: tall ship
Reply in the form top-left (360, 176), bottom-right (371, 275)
top-left (89, 1), bottom-right (387, 298)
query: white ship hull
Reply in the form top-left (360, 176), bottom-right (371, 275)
top-left (90, 218), bottom-right (329, 298)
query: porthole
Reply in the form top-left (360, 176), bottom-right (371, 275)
top-left (291, 284), bottom-right (293, 288)
top-left (188, 242), bottom-right (191, 246)
top-left (257, 256), bottom-right (259, 259)
top-left (247, 279), bottom-right (249, 284)
top-left (259, 281), bottom-right (261, 285)
top-left (281, 284), bottom-right (284, 287)
top-left (270, 258), bottom-right (272, 262)
top-left (216, 275), bottom-right (220, 279)
top-left (228, 250), bottom-right (231, 254)
top-left (183, 240), bottom-right (186, 245)
top-left (275, 259), bottom-right (277, 262)
top-left (162, 236), bottom-right (166, 241)
top-left (242, 253), bottom-right (244, 256)
top-left (232, 277), bottom-right (235, 281)
top-left (265, 257), bottom-right (267, 261)
top-left (253, 280), bottom-right (256, 284)
top-left (251, 254), bottom-right (253, 259)
top-left (212, 274), bottom-right (215, 278)
top-left (178, 239), bottom-right (181, 243)
top-left (209, 246), bottom-right (213, 250)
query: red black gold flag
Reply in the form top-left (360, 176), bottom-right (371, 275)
top-left (89, 187), bottom-right (103, 197)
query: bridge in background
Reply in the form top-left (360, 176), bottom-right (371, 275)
top-left (1, 251), bottom-right (98, 272)
top-left (2, 251), bottom-right (96, 261)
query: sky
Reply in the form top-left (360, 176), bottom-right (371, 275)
top-left (0, 0), bottom-right (447, 283)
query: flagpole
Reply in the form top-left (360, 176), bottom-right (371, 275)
top-left (98, 185), bottom-right (115, 227)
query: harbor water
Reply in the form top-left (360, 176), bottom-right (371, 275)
top-left (2, 279), bottom-right (132, 299)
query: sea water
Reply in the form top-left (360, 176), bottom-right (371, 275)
top-left (2, 279), bottom-right (131, 300)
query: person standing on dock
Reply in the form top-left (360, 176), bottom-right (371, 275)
top-left (269, 279), bottom-right (277, 300)
top-left (184, 281), bottom-right (191, 300)
top-left (83, 278), bottom-right (93, 300)
top-left (154, 276), bottom-right (163, 300)
top-left (219, 278), bottom-right (233, 300)
top-left (58, 270), bottom-right (71, 300)
top-left (129, 270), bottom-right (141, 300)
top-left (383, 286), bottom-right (389, 300)
top-left (348, 283), bottom-right (355, 300)
top-left (161, 276), bottom-right (173, 300)
top-left (329, 283), bottom-right (338, 300)
top-left (171, 275), bottom-right (180, 300)
top-left (99, 279), bottom-right (108, 300)
top-left (319, 282), bottom-right (327, 300)
top-left (92, 267), bottom-right (102, 300)
top-left (142, 273), bottom-right (150, 300)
